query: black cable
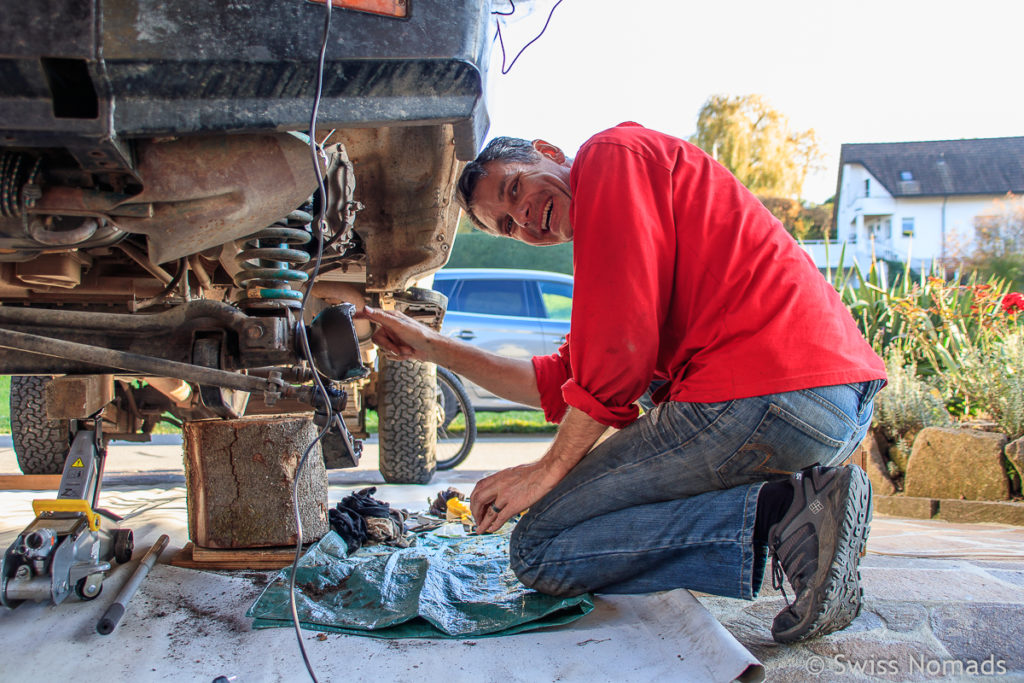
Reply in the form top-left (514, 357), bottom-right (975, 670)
top-left (493, 0), bottom-right (564, 75)
top-left (158, 258), bottom-right (188, 298)
top-left (492, 0), bottom-right (516, 16)
top-left (287, 1), bottom-right (333, 681)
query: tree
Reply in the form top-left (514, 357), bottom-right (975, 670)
top-left (757, 196), bottom-right (833, 241)
top-left (690, 94), bottom-right (823, 199)
top-left (960, 193), bottom-right (1024, 289)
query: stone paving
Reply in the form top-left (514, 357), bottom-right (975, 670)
top-left (697, 515), bottom-right (1024, 681)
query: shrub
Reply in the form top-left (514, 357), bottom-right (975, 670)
top-left (954, 332), bottom-right (1024, 439)
top-left (874, 347), bottom-right (951, 453)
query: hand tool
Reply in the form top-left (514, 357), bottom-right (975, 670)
top-left (97, 533), bottom-right (169, 635)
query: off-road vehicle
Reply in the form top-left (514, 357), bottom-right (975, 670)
top-left (0, 0), bottom-right (494, 484)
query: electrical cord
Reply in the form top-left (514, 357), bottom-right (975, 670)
top-left (282, 3), bottom-right (566, 678)
top-left (493, 0), bottom-right (564, 75)
top-left (286, 1), bottom-right (333, 681)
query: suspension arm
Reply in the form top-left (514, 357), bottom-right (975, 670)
top-left (0, 327), bottom-right (289, 401)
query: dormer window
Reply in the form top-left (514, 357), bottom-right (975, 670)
top-left (900, 171), bottom-right (914, 181)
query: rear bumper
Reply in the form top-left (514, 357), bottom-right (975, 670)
top-left (0, 0), bottom-right (492, 159)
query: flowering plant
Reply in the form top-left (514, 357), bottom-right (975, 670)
top-left (829, 253), bottom-right (1023, 438)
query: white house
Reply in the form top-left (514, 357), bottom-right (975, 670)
top-left (808, 137), bottom-right (1024, 271)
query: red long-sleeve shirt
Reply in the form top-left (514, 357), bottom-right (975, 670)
top-left (532, 123), bottom-right (886, 428)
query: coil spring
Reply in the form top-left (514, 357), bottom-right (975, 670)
top-left (234, 210), bottom-right (313, 309)
top-left (0, 152), bottom-right (42, 218)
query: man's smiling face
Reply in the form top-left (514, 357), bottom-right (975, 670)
top-left (468, 142), bottom-right (573, 246)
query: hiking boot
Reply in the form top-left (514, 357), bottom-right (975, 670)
top-left (768, 464), bottom-right (872, 643)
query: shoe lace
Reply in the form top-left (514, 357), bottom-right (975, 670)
top-left (770, 552), bottom-right (790, 607)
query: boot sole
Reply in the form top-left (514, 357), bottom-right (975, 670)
top-left (773, 466), bottom-right (873, 643)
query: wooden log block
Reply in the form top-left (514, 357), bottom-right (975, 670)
top-left (183, 415), bottom-right (329, 549)
top-left (45, 374), bottom-right (114, 419)
top-left (0, 474), bottom-right (62, 490)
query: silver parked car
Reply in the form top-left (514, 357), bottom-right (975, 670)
top-left (433, 268), bottom-right (573, 411)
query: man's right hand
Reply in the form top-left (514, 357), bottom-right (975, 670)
top-left (359, 306), bottom-right (438, 363)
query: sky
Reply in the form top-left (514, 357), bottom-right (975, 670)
top-left (482, 0), bottom-right (1024, 203)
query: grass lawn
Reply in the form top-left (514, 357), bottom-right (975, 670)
top-left (0, 376), bottom-right (554, 435)
top-left (0, 375), bottom-right (8, 433)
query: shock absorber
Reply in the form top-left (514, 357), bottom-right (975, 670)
top-left (234, 210), bottom-right (313, 310)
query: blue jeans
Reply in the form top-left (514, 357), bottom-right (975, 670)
top-left (509, 380), bottom-right (883, 599)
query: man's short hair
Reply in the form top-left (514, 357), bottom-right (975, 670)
top-left (457, 137), bottom-right (541, 232)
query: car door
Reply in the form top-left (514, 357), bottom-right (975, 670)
top-left (441, 277), bottom-right (549, 408)
top-left (536, 278), bottom-right (573, 354)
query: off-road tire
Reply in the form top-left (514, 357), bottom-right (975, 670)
top-left (10, 376), bottom-right (73, 475)
top-left (377, 358), bottom-right (436, 484)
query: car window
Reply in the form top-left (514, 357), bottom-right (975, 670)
top-left (538, 280), bottom-right (572, 320)
top-left (433, 278), bottom-right (456, 299)
top-left (454, 279), bottom-right (530, 317)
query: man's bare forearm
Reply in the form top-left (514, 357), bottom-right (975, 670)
top-left (538, 407), bottom-right (609, 479)
top-left (426, 334), bottom-right (541, 408)
top-left (361, 305), bottom-right (542, 408)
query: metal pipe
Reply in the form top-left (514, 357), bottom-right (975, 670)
top-left (96, 534), bottom-right (169, 635)
top-left (96, 532), bottom-right (168, 634)
top-left (188, 255), bottom-right (213, 291)
top-left (0, 327), bottom-right (282, 396)
top-left (115, 242), bottom-right (174, 284)
top-left (27, 216), bottom-right (99, 246)
top-left (0, 299), bottom-right (252, 333)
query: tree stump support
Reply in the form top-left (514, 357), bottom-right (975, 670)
top-left (183, 415), bottom-right (329, 550)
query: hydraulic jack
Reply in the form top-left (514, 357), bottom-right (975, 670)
top-left (1, 417), bottom-right (133, 607)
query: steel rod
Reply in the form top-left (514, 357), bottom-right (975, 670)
top-left (96, 534), bottom-right (169, 635)
top-left (0, 327), bottom-right (279, 395)
top-left (0, 299), bottom-right (251, 333)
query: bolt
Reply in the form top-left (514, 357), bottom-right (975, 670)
top-left (15, 565), bottom-right (30, 578)
top-left (246, 324), bottom-right (265, 340)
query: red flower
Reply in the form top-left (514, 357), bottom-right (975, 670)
top-left (1002, 292), bottom-right (1024, 314)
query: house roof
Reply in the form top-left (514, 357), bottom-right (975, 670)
top-left (838, 137), bottom-right (1024, 198)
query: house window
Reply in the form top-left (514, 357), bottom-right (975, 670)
top-left (864, 179), bottom-right (870, 197)
top-left (902, 217), bottom-right (915, 237)
top-left (900, 171), bottom-right (914, 181)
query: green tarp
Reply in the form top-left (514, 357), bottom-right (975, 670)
top-left (247, 525), bottom-right (594, 638)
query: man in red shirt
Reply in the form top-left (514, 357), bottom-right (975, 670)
top-left (362, 122), bottom-right (887, 643)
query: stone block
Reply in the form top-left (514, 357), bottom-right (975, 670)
top-left (937, 499), bottom-right (1024, 526)
top-left (905, 427), bottom-right (1010, 501)
top-left (858, 432), bottom-right (897, 495)
top-left (1007, 437), bottom-right (1024, 483)
top-left (931, 604), bottom-right (1024, 673)
top-left (873, 495), bottom-right (937, 519)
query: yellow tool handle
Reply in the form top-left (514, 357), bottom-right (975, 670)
top-left (31, 499), bottom-right (101, 531)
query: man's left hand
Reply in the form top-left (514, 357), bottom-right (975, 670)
top-left (470, 461), bottom-right (561, 534)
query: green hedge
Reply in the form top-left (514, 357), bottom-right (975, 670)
top-left (445, 232), bottom-right (573, 274)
